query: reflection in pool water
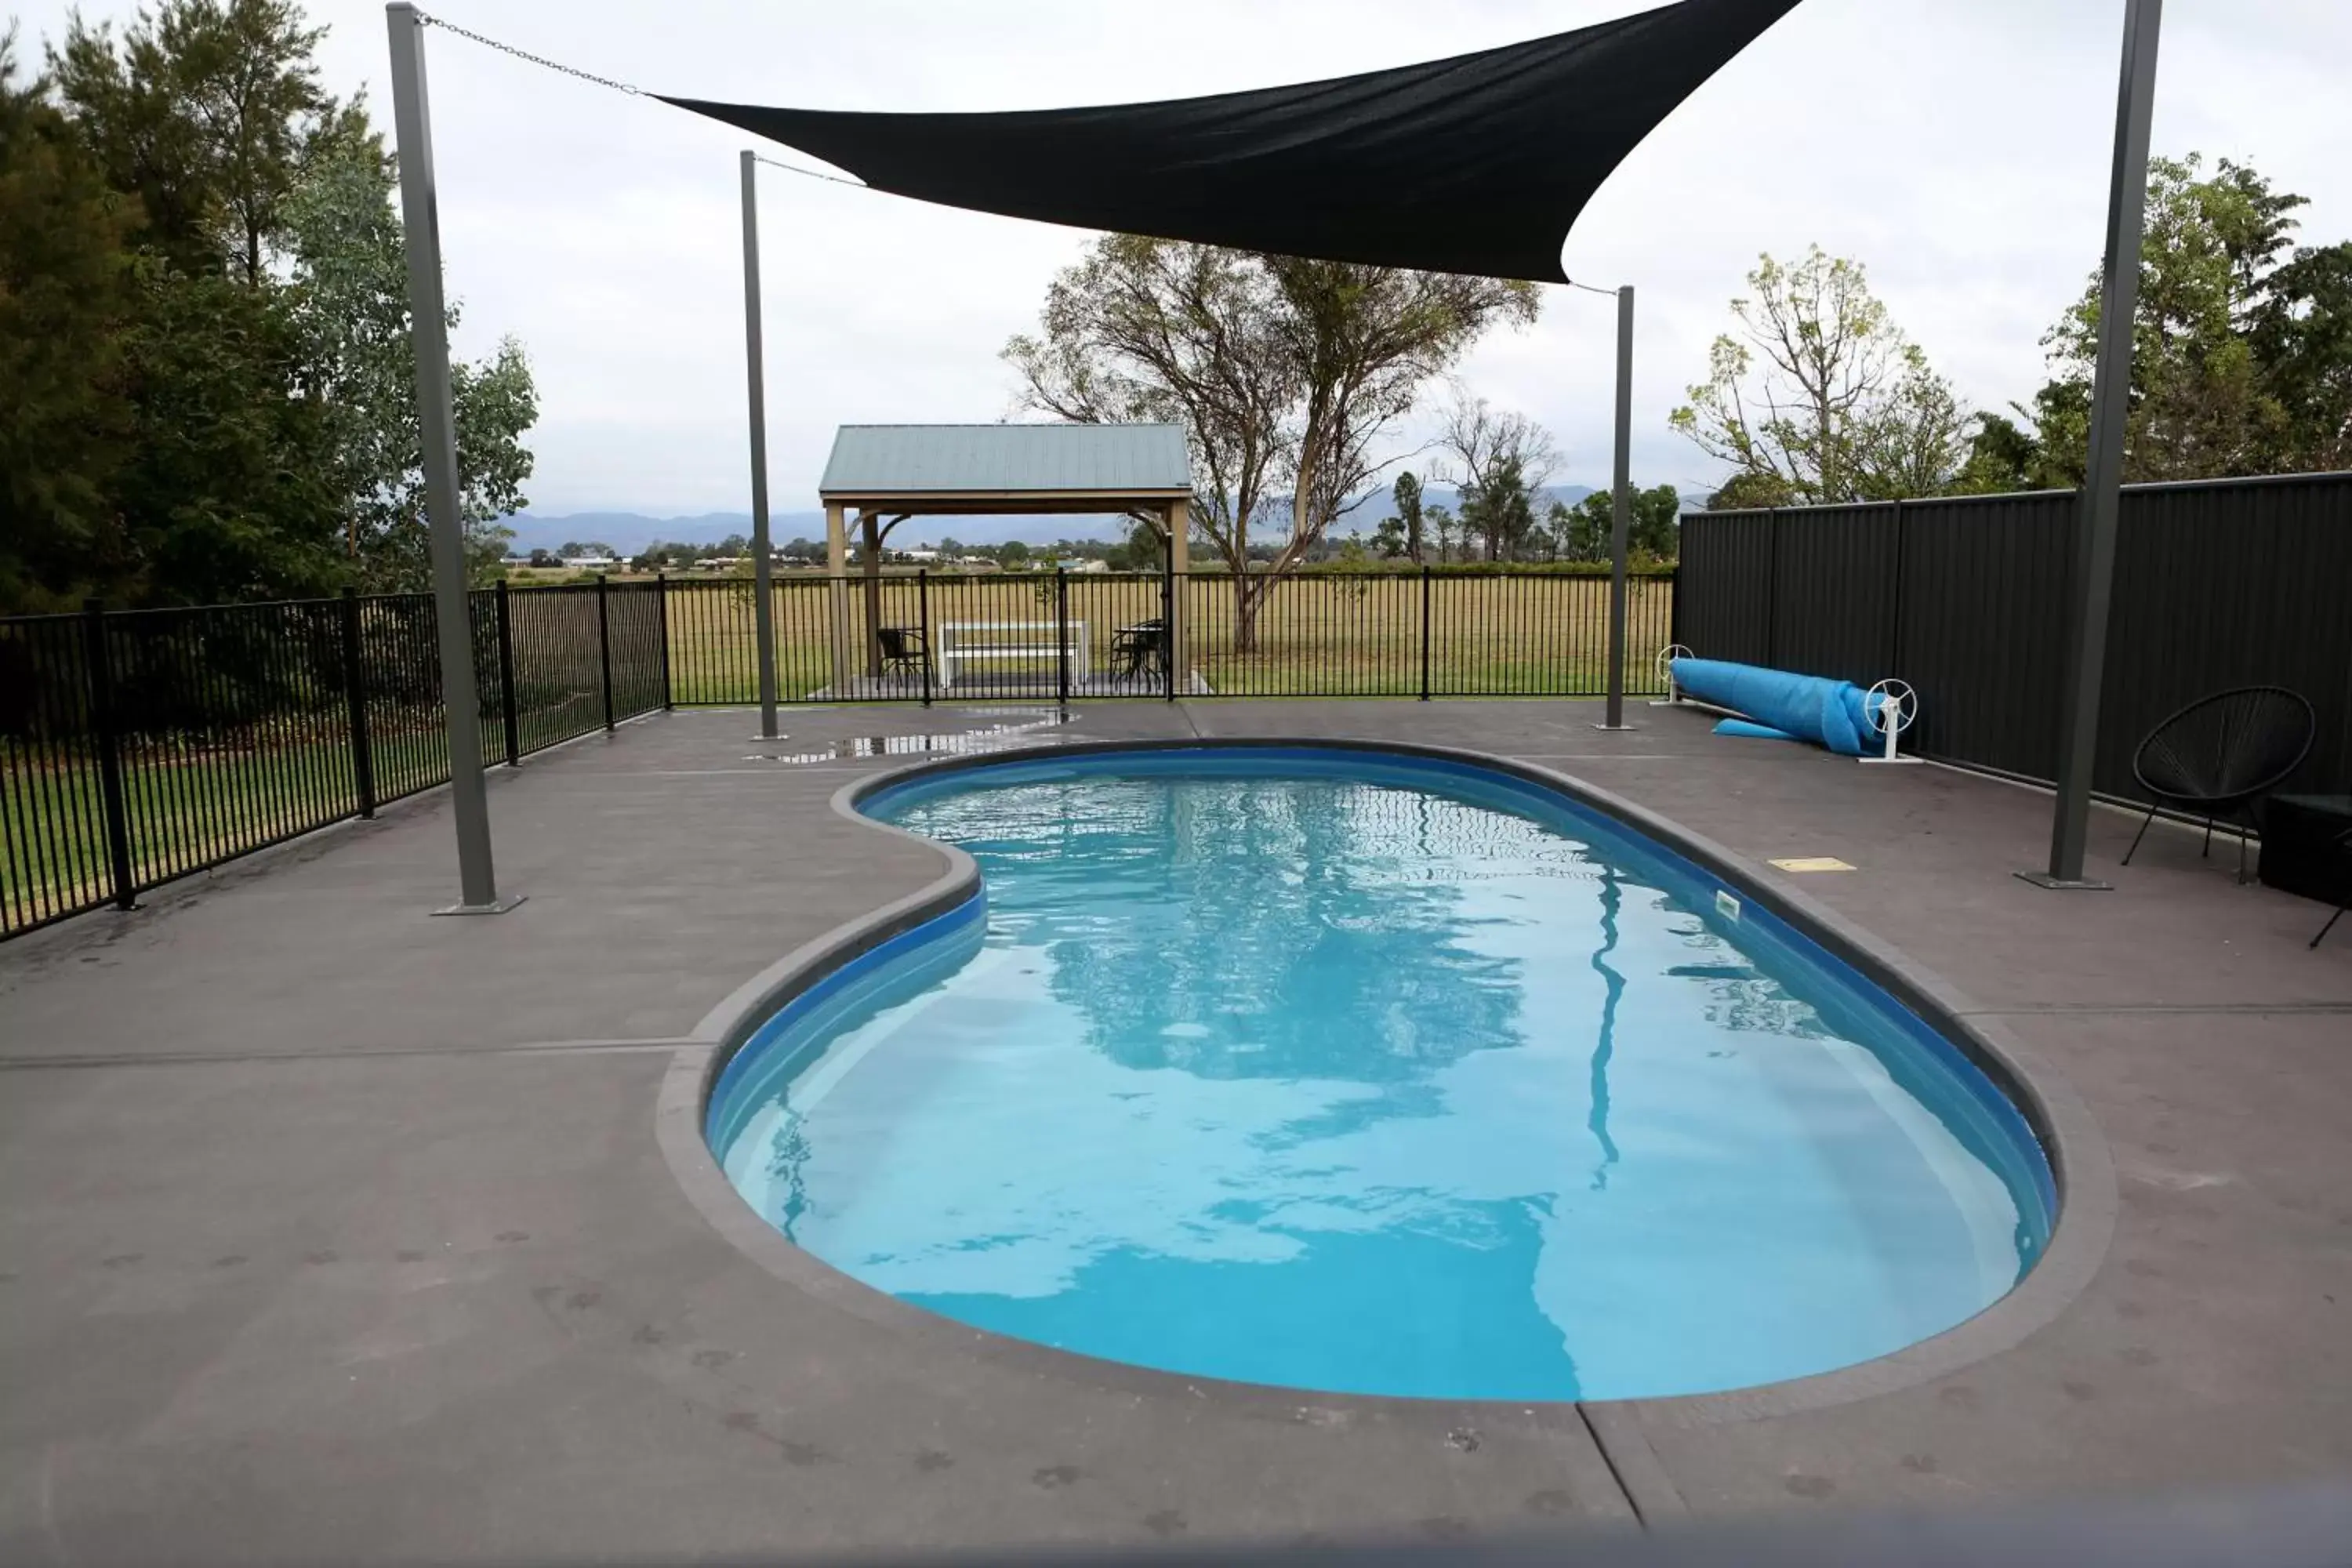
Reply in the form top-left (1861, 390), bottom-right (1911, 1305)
top-left (710, 750), bottom-right (2053, 1401)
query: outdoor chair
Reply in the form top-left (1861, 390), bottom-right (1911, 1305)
top-left (2122, 685), bottom-right (2317, 884)
top-left (1111, 618), bottom-right (1169, 682)
top-left (876, 626), bottom-right (929, 681)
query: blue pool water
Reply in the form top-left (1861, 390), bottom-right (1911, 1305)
top-left (709, 748), bottom-right (2054, 1402)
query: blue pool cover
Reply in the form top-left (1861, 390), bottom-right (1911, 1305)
top-left (1671, 657), bottom-right (1890, 757)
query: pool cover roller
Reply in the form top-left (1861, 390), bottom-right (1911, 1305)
top-left (1668, 658), bottom-right (1893, 757)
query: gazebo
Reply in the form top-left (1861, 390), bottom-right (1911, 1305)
top-left (816, 422), bottom-right (1194, 694)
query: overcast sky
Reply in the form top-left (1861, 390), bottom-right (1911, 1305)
top-left (13, 0), bottom-right (2350, 517)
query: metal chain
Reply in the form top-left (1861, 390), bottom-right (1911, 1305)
top-left (413, 10), bottom-right (642, 96)
top-left (412, 11), bottom-right (869, 190)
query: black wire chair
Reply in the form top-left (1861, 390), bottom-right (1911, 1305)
top-left (876, 626), bottom-right (929, 681)
top-left (2122, 685), bottom-right (2317, 883)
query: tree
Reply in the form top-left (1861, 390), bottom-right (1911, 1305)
top-left (282, 130), bottom-right (535, 586)
top-left (1389, 470), bottom-right (1427, 564)
top-left (1437, 392), bottom-right (1559, 561)
top-left (49, 0), bottom-right (361, 285)
top-left (2024, 154), bottom-right (2352, 484)
top-left (10, 13), bottom-right (351, 608)
top-left (1105, 514), bottom-right (1167, 572)
top-left (113, 261), bottom-right (347, 603)
top-left (1558, 485), bottom-right (1683, 562)
top-left (1671, 245), bottom-right (1972, 503)
top-left (1946, 412), bottom-right (2043, 495)
top-left (0, 0), bottom-right (536, 608)
top-left (2028, 155), bottom-right (2308, 485)
top-left (1007, 234), bottom-right (1536, 648)
top-left (1546, 499), bottom-right (1593, 561)
top-left (1259, 256), bottom-right (1537, 561)
top-left (1426, 503), bottom-right (1460, 564)
top-left (2253, 241), bottom-right (2352, 472)
top-left (1, 32), bottom-right (138, 611)
top-left (1457, 454), bottom-right (1541, 563)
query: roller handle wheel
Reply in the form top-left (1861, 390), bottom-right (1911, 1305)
top-left (1650, 644), bottom-right (1696, 706)
top-left (1861, 677), bottom-right (1921, 764)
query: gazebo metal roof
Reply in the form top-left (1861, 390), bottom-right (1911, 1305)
top-left (818, 423), bottom-right (1192, 514)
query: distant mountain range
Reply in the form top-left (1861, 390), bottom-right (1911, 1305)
top-left (505, 484), bottom-right (1700, 556)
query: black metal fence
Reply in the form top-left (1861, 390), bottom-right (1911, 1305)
top-left (662, 567), bottom-right (1675, 704)
top-left (0, 580), bottom-right (666, 938)
top-left (1, 566), bottom-right (1672, 940)
top-left (1675, 470), bottom-right (2352, 804)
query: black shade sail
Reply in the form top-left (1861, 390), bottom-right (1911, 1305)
top-left (662, 0), bottom-right (1798, 283)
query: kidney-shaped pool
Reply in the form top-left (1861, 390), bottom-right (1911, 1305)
top-left (706, 746), bottom-right (2056, 1403)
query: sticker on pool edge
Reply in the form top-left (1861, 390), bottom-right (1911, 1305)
top-left (1715, 889), bottom-right (1742, 921)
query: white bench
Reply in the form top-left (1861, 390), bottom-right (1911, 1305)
top-left (935, 620), bottom-right (1089, 690)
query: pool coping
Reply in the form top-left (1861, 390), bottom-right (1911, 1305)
top-left (652, 735), bottom-right (2118, 1519)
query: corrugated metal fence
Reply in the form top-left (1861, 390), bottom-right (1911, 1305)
top-left (1676, 471), bottom-right (2352, 801)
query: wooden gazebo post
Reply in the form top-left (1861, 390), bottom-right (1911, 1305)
top-left (825, 502), bottom-right (851, 692)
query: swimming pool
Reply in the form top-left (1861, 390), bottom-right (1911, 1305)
top-left (706, 746), bottom-right (2056, 1403)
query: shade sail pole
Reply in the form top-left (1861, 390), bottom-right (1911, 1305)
top-left (740, 151), bottom-right (780, 738)
top-left (2021, 0), bottom-right (2162, 891)
top-left (1596, 284), bottom-right (1637, 731)
top-left (387, 3), bottom-right (519, 917)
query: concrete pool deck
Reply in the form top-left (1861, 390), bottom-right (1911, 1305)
top-left (2, 699), bottom-right (2348, 1563)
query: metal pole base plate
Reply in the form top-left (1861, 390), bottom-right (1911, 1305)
top-left (2013, 872), bottom-right (2114, 892)
top-left (433, 894), bottom-right (528, 917)
top-left (1592, 724), bottom-right (1641, 732)
top-left (1860, 757), bottom-right (1923, 766)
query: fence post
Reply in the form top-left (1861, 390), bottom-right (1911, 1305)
top-left (494, 578), bottom-right (521, 765)
top-left (80, 599), bottom-right (137, 911)
top-left (1667, 564), bottom-right (1683, 664)
top-left (654, 572), bottom-right (674, 710)
top-left (341, 589), bottom-right (378, 817)
top-left (1163, 537), bottom-right (1178, 702)
top-left (1763, 507), bottom-right (1780, 666)
top-left (1054, 568), bottom-right (1071, 711)
top-left (596, 573), bottom-right (615, 732)
top-left (916, 569), bottom-right (933, 708)
top-left (1419, 566), bottom-right (1432, 701)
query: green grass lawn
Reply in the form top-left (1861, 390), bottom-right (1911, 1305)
top-left (1, 706), bottom-right (488, 932)
top-left (2, 731), bottom-right (351, 929)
